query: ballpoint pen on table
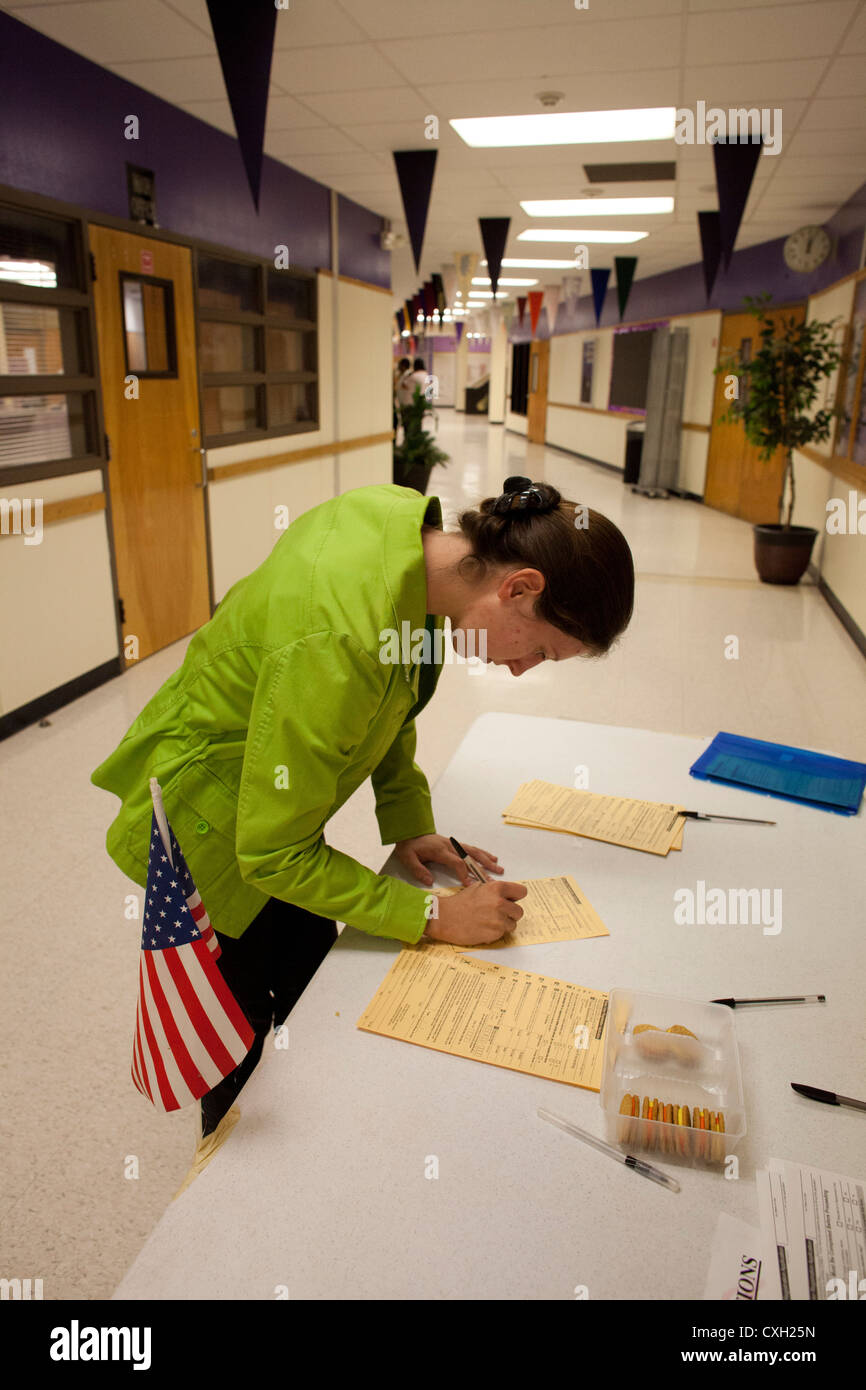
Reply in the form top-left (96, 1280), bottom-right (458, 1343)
top-left (791, 1083), bottom-right (866, 1112)
top-left (537, 1108), bottom-right (681, 1193)
top-left (680, 811), bottom-right (776, 825)
top-left (448, 835), bottom-right (487, 884)
top-left (713, 994), bottom-right (826, 1008)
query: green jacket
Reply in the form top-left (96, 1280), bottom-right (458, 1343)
top-left (91, 484), bottom-right (446, 944)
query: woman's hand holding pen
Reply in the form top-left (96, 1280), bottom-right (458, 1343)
top-left (394, 834), bottom-right (503, 888)
top-left (394, 833), bottom-right (525, 944)
top-left (425, 880), bottom-right (528, 946)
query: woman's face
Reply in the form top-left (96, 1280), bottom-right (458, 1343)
top-left (451, 567), bottom-right (588, 676)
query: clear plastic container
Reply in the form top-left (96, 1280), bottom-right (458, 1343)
top-left (599, 987), bottom-right (746, 1166)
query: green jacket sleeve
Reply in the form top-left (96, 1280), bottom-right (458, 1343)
top-left (235, 632), bottom-right (429, 944)
top-left (371, 717), bottom-right (436, 845)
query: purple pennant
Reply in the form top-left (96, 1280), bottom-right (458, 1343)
top-left (713, 137), bottom-right (763, 269)
top-left (479, 217), bottom-right (510, 298)
top-left (206, 1), bottom-right (277, 211)
top-left (614, 257), bottom-right (637, 321)
top-left (590, 267), bottom-right (610, 325)
top-left (393, 151), bottom-right (438, 274)
top-left (455, 321), bottom-right (464, 345)
top-left (697, 211), bottom-right (722, 299)
top-left (422, 280), bottom-right (436, 318)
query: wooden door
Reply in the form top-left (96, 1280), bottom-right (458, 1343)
top-left (527, 339), bottom-right (549, 443)
top-left (89, 225), bottom-right (210, 662)
top-left (704, 304), bottom-right (806, 523)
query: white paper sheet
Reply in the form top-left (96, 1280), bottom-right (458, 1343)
top-left (703, 1213), bottom-right (767, 1300)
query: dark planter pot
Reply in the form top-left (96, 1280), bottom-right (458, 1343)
top-left (393, 462), bottom-right (432, 494)
top-left (752, 524), bottom-right (818, 585)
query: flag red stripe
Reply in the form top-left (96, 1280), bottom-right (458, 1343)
top-left (192, 936), bottom-right (256, 1046)
top-left (144, 949), bottom-right (210, 1102)
top-left (133, 974), bottom-right (155, 1103)
top-left (131, 1029), bottom-right (145, 1096)
top-left (164, 947), bottom-right (243, 1073)
top-left (138, 964), bottom-right (180, 1111)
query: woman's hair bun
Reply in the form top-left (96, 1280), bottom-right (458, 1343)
top-left (491, 477), bottom-right (561, 517)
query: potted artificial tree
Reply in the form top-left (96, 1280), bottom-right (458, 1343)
top-left (715, 294), bottom-right (843, 584)
top-left (392, 384), bottom-right (449, 495)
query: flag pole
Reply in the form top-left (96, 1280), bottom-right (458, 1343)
top-left (149, 777), bottom-right (174, 866)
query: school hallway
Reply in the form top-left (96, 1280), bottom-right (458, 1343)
top-left (2, 406), bottom-right (865, 1299)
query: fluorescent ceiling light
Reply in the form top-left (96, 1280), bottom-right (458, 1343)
top-left (472, 276), bottom-right (538, 286)
top-left (468, 291), bottom-right (507, 299)
top-left (517, 229), bottom-right (647, 244)
top-left (521, 197), bottom-right (674, 216)
top-left (482, 257), bottom-right (585, 270)
top-left (450, 108), bottom-right (676, 148)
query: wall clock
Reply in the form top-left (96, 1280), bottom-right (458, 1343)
top-left (783, 225), bottom-right (831, 273)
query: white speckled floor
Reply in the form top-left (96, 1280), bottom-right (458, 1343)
top-left (1, 412), bottom-right (864, 1299)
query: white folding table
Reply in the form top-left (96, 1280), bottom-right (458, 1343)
top-left (113, 714), bottom-right (865, 1300)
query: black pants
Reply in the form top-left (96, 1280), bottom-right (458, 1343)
top-left (200, 897), bottom-right (337, 1136)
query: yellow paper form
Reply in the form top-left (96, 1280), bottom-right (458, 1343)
top-left (356, 945), bottom-right (609, 1091)
top-left (502, 780), bottom-right (685, 856)
top-left (432, 874), bottom-right (609, 948)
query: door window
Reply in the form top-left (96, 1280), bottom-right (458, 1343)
top-left (120, 274), bottom-right (177, 378)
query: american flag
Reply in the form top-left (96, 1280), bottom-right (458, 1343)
top-left (132, 779), bottom-right (255, 1111)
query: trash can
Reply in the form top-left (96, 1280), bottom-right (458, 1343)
top-left (624, 425), bottom-right (644, 485)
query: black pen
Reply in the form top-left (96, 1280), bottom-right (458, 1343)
top-left (791, 1083), bottom-right (866, 1113)
top-left (448, 835), bottom-right (487, 884)
top-left (713, 994), bottom-right (826, 1008)
top-left (681, 811), bottom-right (776, 825)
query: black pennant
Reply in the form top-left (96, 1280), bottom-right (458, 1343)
top-left (713, 137), bottom-right (763, 269)
top-left (697, 211), bottom-right (722, 299)
top-left (614, 256), bottom-right (638, 321)
top-left (479, 217), bottom-right (510, 298)
top-left (206, 1), bottom-right (277, 211)
top-left (393, 151), bottom-right (438, 274)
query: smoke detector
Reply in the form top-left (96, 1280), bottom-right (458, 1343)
top-left (535, 91), bottom-right (565, 109)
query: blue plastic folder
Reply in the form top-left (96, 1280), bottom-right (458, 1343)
top-left (689, 731), bottom-right (866, 815)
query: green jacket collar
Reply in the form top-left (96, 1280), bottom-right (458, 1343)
top-left (383, 491), bottom-right (443, 691)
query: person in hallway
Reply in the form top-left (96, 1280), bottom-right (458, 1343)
top-left (393, 354), bottom-right (410, 432)
top-left (396, 355), bottom-right (429, 408)
top-left (91, 475), bottom-right (634, 1145)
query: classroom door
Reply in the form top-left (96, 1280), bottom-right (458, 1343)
top-left (704, 304), bottom-right (806, 523)
top-left (527, 339), bottom-right (549, 443)
top-left (89, 224), bottom-right (210, 662)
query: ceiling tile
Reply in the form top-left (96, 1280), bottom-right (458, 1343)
top-left (110, 53), bottom-right (228, 101)
top-left (685, 2), bottom-right (856, 64)
top-left (681, 60), bottom-right (827, 103)
top-left (270, 43), bottom-right (406, 94)
top-left (420, 72), bottom-right (682, 119)
top-left (817, 55), bottom-right (866, 96)
top-left (784, 128), bottom-right (866, 158)
top-left (266, 94), bottom-right (329, 131)
top-left (340, 0), bottom-right (685, 41)
top-left (264, 128), bottom-right (364, 158)
top-left (379, 18), bottom-right (684, 86)
top-left (797, 96), bottom-right (866, 130)
top-left (298, 88), bottom-right (431, 126)
top-left (6, 0), bottom-right (213, 62)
